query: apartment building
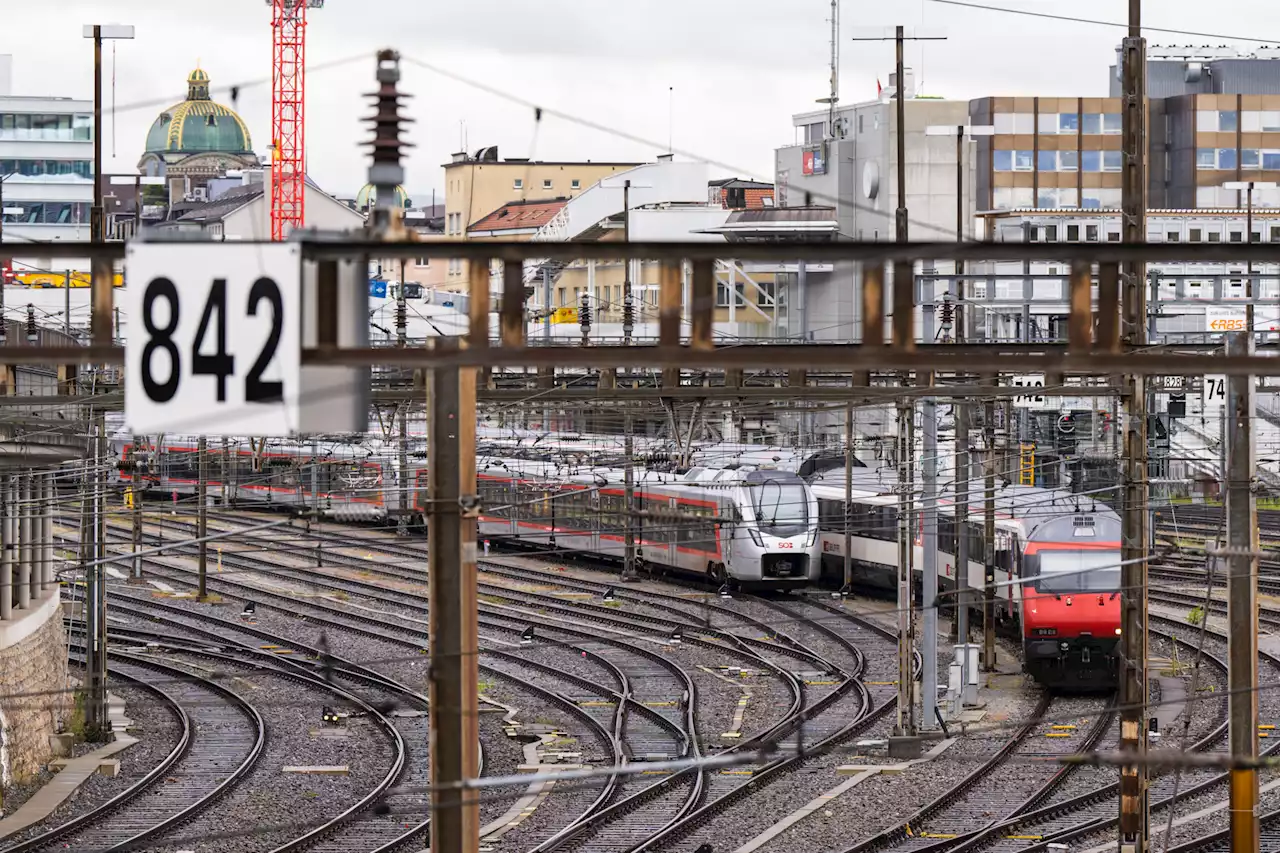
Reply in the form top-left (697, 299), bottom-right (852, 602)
top-left (0, 54), bottom-right (95, 273)
top-left (440, 146), bottom-right (640, 289)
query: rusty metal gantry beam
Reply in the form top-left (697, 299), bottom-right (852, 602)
top-left (36, 238), bottom-right (1280, 377)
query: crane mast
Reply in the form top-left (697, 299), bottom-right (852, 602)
top-left (268, 0), bottom-right (322, 240)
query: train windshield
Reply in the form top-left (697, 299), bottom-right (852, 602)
top-left (750, 480), bottom-right (809, 534)
top-left (1035, 550), bottom-right (1121, 593)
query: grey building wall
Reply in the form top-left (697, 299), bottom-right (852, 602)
top-left (1111, 56), bottom-right (1280, 98)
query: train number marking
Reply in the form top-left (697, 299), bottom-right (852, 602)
top-left (125, 243), bottom-right (302, 436)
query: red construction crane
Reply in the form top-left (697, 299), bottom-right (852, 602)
top-left (267, 0), bottom-right (323, 240)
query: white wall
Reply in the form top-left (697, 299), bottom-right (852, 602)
top-left (221, 184), bottom-right (364, 240)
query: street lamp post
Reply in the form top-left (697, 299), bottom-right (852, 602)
top-left (82, 24), bottom-right (134, 346)
top-left (80, 21), bottom-right (134, 738)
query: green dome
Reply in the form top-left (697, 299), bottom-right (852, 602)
top-left (145, 67), bottom-right (253, 155)
top-left (355, 183), bottom-right (409, 210)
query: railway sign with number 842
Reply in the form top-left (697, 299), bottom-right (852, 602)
top-left (125, 243), bottom-right (302, 436)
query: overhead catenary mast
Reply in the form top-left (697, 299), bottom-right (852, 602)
top-left (819, 0), bottom-right (840, 135)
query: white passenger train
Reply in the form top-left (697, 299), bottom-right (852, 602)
top-left (809, 467), bottom-right (1120, 628)
top-left (414, 457), bottom-right (822, 589)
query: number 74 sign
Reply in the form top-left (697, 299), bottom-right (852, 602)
top-left (125, 243), bottom-right (302, 436)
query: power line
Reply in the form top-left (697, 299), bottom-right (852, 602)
top-left (926, 0), bottom-right (1280, 43)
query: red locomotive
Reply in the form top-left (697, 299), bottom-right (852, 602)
top-left (1019, 512), bottom-right (1122, 690)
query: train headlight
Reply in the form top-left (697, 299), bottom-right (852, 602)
top-left (1059, 642), bottom-right (1070, 651)
top-left (748, 528), bottom-right (765, 547)
top-left (1115, 628), bottom-right (1122, 635)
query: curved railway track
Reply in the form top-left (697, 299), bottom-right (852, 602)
top-left (4, 650), bottom-right (265, 853)
top-left (97, 590), bottom-right (624, 853)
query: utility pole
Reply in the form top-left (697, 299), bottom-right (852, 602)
top-left (891, 399), bottom-right (917, 754)
top-left (894, 25), bottom-right (908, 243)
top-left (842, 401), bottom-right (854, 594)
top-left (396, 267), bottom-right (409, 537)
top-left (1225, 331), bottom-right (1259, 851)
top-left (427, 339), bottom-right (481, 853)
top-left (921, 387), bottom-right (939, 729)
top-left (1118, 0), bottom-right (1150, 848)
top-left (197, 435), bottom-right (207, 600)
top-left (622, 179), bottom-right (634, 347)
top-left (131, 441), bottom-right (143, 579)
top-left (622, 409), bottom-right (637, 582)
top-left (84, 412), bottom-right (108, 734)
top-left (982, 386), bottom-right (997, 671)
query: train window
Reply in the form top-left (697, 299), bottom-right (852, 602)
top-left (818, 499), bottom-right (844, 531)
top-left (939, 516), bottom-right (957, 553)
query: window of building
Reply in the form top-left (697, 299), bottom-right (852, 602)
top-left (1209, 231), bottom-right (1222, 242)
top-left (1273, 226), bottom-right (1280, 241)
top-left (1190, 228), bottom-right (1203, 241)
top-left (1059, 150), bottom-right (1078, 171)
top-left (1038, 113), bottom-right (1059, 134)
top-left (1067, 224), bottom-right (1080, 241)
top-left (1103, 150), bottom-right (1122, 171)
top-left (1081, 113), bottom-right (1102, 134)
top-left (0, 112), bottom-right (90, 141)
top-left (1082, 150), bottom-right (1102, 172)
top-left (416, 257), bottom-right (429, 267)
top-left (1037, 188), bottom-right (1058, 208)
top-left (1104, 114), bottom-right (1122, 133)
top-left (1244, 149), bottom-right (1261, 169)
top-left (1045, 225), bottom-right (1058, 241)
top-left (1014, 150), bottom-right (1034, 171)
top-left (571, 178), bottom-right (581, 189)
top-left (1219, 148), bottom-right (1237, 170)
top-left (994, 149), bottom-right (1013, 171)
top-left (513, 178), bottom-right (524, 190)
top-left (1230, 230), bottom-right (1244, 242)
top-left (1263, 111), bottom-right (1280, 132)
top-left (0, 159), bottom-right (92, 179)
top-left (1253, 230), bottom-right (1263, 243)
top-left (715, 281), bottom-right (746, 307)
top-left (1166, 231), bottom-right (1179, 242)
top-left (804, 122), bottom-right (825, 144)
top-left (1264, 150), bottom-right (1280, 169)
top-left (543, 179), bottom-right (553, 190)
top-left (993, 113), bottom-right (1034, 134)
top-left (1197, 110), bottom-right (1218, 132)
top-left (1220, 110), bottom-right (1239, 132)
top-left (1107, 231), bottom-right (1120, 241)
top-left (1086, 224), bottom-right (1099, 241)
top-left (1061, 113), bottom-right (1079, 133)
top-left (1037, 150), bottom-right (1057, 171)
top-left (1197, 148), bottom-right (1217, 170)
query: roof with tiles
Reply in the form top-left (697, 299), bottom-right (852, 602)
top-left (467, 198), bottom-right (567, 233)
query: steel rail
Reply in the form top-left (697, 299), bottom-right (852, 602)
top-left (1002, 616), bottom-right (1264, 853)
top-left (4, 647), bottom-right (265, 853)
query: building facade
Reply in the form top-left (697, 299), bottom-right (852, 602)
top-left (441, 147), bottom-right (640, 289)
top-left (0, 54), bottom-right (94, 257)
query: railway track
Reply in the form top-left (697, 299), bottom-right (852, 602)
top-left (3, 650), bottom-right (265, 853)
top-left (96, 582), bottom-right (627, 852)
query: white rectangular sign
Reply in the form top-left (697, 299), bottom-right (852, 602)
top-left (1203, 374), bottom-right (1227, 411)
top-left (125, 243), bottom-right (302, 436)
top-left (1205, 305), bottom-right (1280, 333)
top-left (1010, 374), bottom-right (1047, 409)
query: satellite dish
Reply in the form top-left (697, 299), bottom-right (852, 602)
top-left (863, 162), bottom-right (880, 200)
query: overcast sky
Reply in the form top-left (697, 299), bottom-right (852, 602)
top-left (6, 1), bottom-right (1280, 203)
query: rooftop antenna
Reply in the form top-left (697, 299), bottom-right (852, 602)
top-left (817, 0), bottom-right (841, 137)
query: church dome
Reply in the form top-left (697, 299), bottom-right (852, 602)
top-left (355, 183), bottom-right (410, 211)
top-left (145, 67), bottom-right (253, 156)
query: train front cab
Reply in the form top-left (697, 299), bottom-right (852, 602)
top-left (729, 470), bottom-right (820, 590)
top-left (1020, 514), bottom-right (1123, 691)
